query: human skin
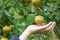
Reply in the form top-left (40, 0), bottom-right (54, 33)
top-left (19, 21), bottom-right (56, 40)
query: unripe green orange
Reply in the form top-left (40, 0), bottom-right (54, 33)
top-left (32, 0), bottom-right (42, 7)
top-left (1, 37), bottom-right (8, 40)
top-left (35, 16), bottom-right (44, 25)
top-left (3, 26), bottom-right (12, 33)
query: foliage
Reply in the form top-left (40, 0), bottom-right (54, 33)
top-left (0, 0), bottom-right (60, 40)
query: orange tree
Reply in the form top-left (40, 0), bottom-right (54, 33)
top-left (0, 0), bottom-right (60, 40)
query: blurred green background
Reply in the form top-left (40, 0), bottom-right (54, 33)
top-left (0, 0), bottom-right (60, 40)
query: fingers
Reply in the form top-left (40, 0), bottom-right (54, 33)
top-left (37, 21), bottom-right (53, 30)
top-left (47, 22), bottom-right (56, 32)
top-left (45, 21), bottom-right (52, 27)
top-left (41, 22), bottom-right (56, 32)
top-left (32, 22), bottom-right (56, 34)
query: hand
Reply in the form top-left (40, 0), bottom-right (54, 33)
top-left (26, 21), bottom-right (56, 34)
top-left (20, 21), bottom-right (56, 40)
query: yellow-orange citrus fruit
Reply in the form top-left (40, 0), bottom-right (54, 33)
top-left (32, 0), bottom-right (42, 7)
top-left (49, 0), bottom-right (57, 3)
top-left (1, 37), bottom-right (8, 40)
top-left (25, 0), bottom-right (31, 3)
top-left (3, 26), bottom-right (12, 33)
top-left (35, 16), bottom-right (44, 25)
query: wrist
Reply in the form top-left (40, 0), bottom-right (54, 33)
top-left (19, 29), bottom-right (31, 40)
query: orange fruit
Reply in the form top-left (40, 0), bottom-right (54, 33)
top-left (35, 16), bottom-right (44, 25)
top-left (1, 37), bottom-right (8, 40)
top-left (25, 0), bottom-right (31, 3)
top-left (49, 0), bottom-right (57, 3)
top-left (32, 0), bottom-right (42, 7)
top-left (3, 26), bottom-right (12, 33)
